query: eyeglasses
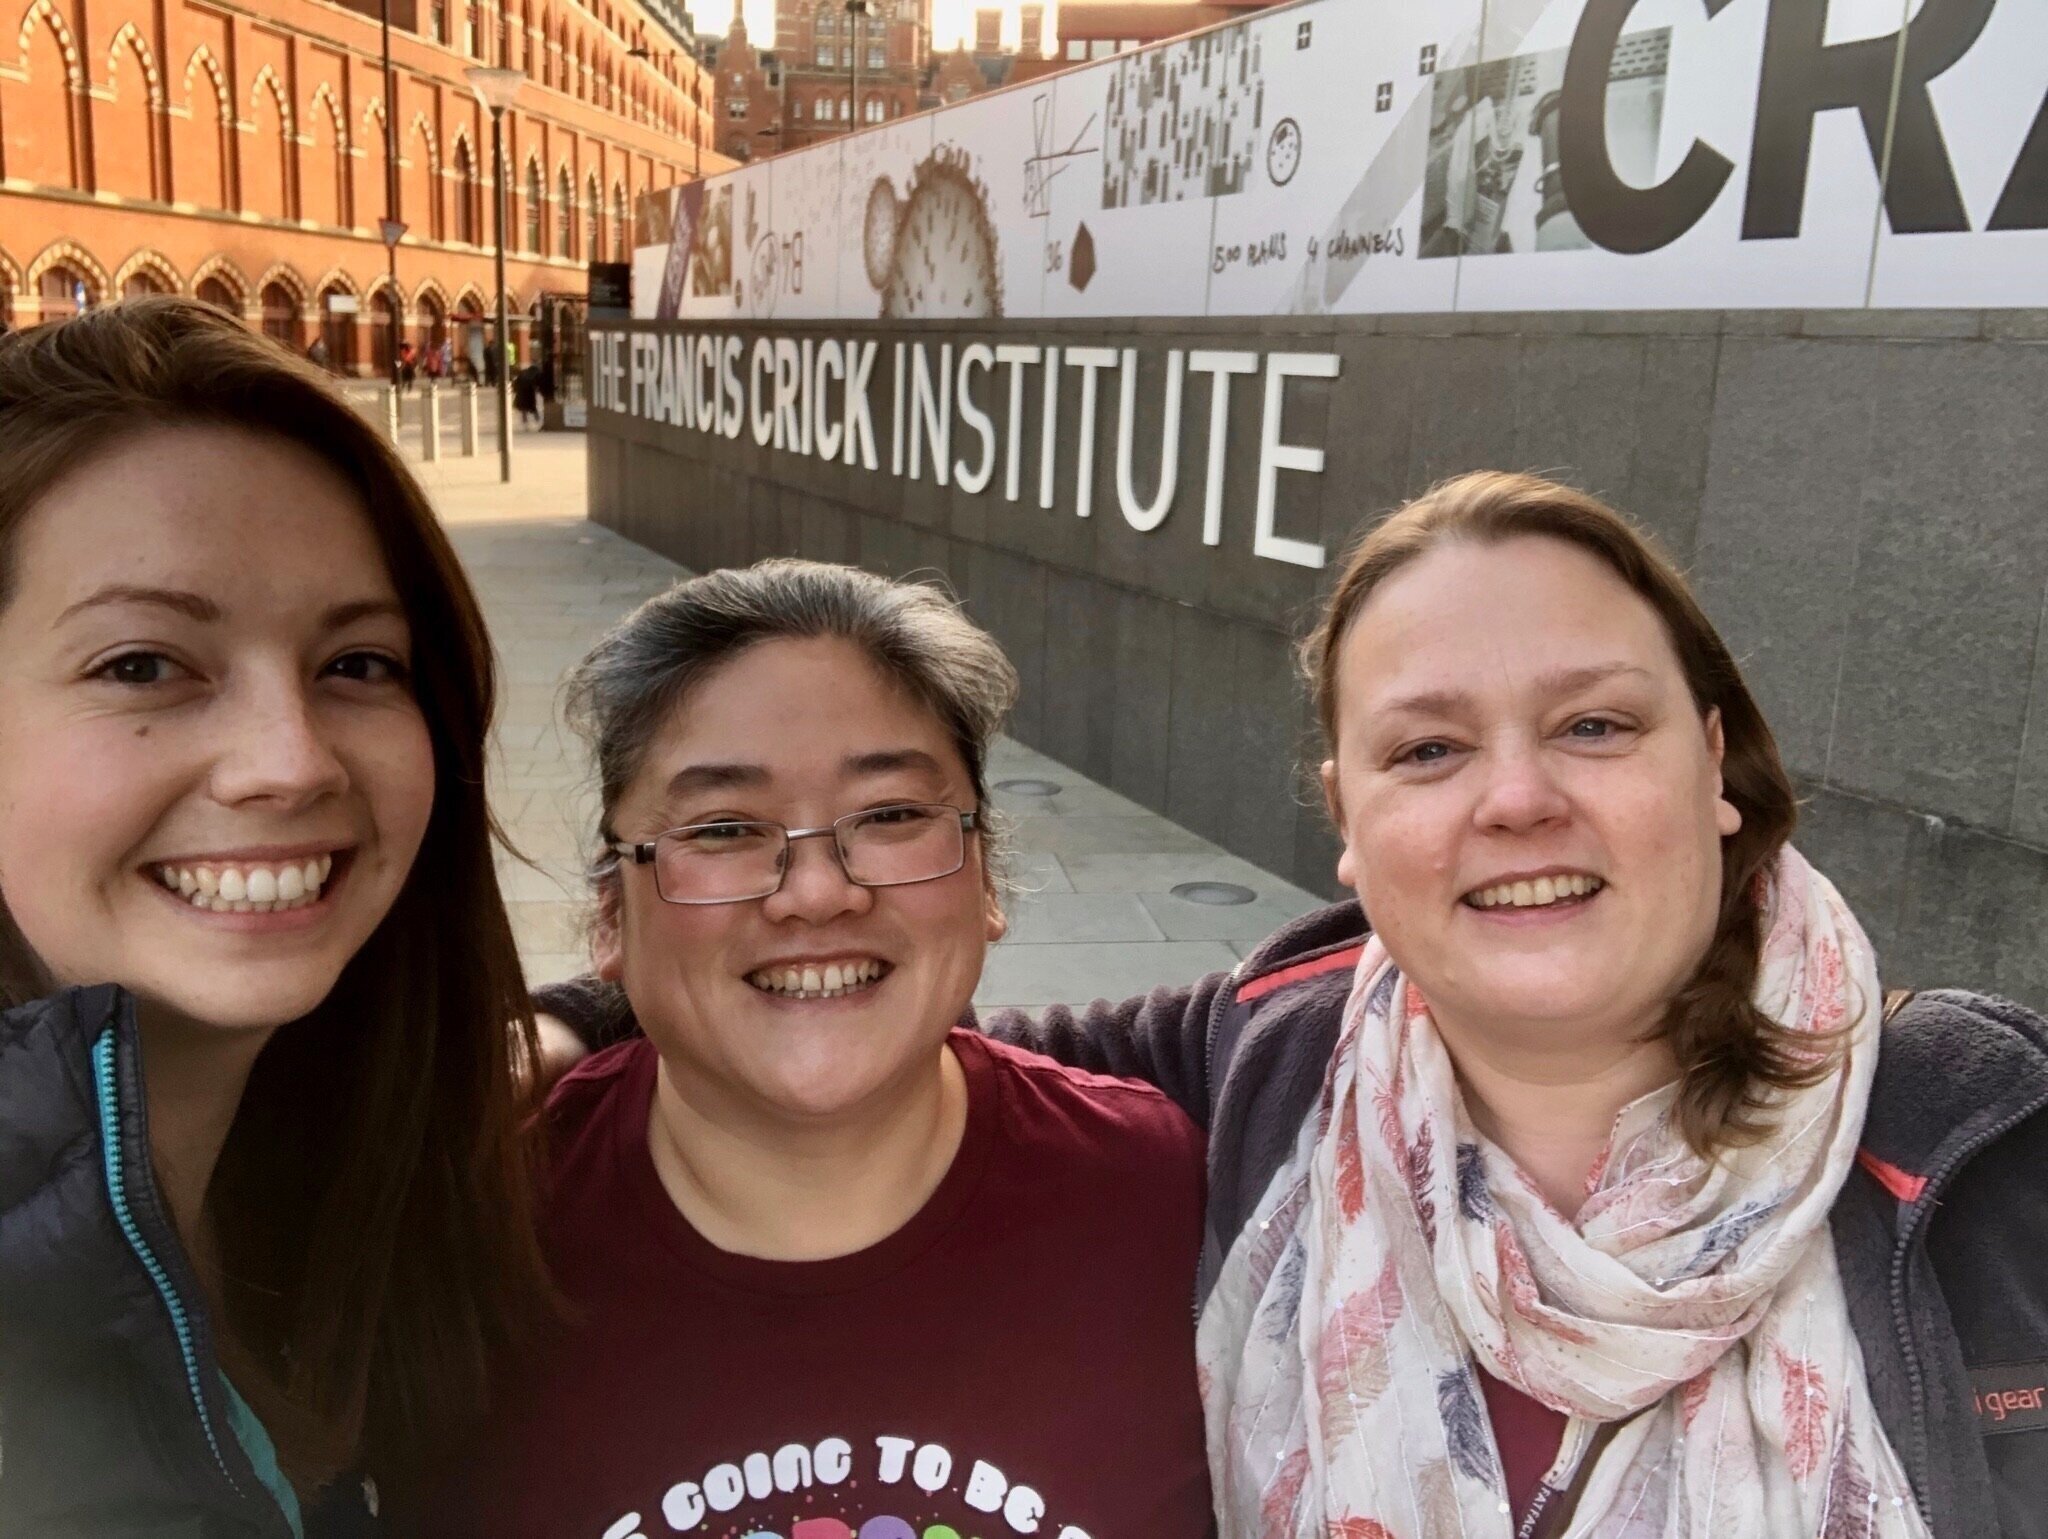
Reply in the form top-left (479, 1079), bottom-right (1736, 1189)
top-left (606, 803), bottom-right (980, 905)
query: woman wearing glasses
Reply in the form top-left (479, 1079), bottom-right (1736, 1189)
top-left (423, 561), bottom-right (1212, 1538)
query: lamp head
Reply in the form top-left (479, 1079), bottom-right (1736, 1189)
top-left (465, 65), bottom-right (526, 114)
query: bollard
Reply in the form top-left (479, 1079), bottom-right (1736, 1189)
top-left (460, 382), bottom-right (481, 457)
top-left (419, 382), bottom-right (442, 463)
top-left (381, 385), bottom-right (400, 445)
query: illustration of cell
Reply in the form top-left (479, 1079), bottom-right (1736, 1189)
top-left (879, 146), bottom-right (1003, 320)
top-left (1069, 221), bottom-right (1096, 292)
top-left (863, 175), bottom-right (900, 291)
top-left (1268, 118), bottom-right (1303, 186)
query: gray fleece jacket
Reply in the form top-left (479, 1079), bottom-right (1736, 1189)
top-left (540, 899), bottom-right (2048, 1539)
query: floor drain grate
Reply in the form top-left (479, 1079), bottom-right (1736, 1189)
top-left (1171, 880), bottom-right (1257, 906)
top-left (995, 778), bottom-right (1063, 797)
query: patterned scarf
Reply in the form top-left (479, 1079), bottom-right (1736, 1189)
top-left (1197, 847), bottom-right (1929, 1538)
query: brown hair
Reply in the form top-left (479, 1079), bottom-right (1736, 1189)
top-left (0, 298), bottom-right (551, 1490)
top-left (1300, 471), bottom-right (1814, 1153)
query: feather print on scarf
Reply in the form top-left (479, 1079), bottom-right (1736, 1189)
top-left (1196, 846), bottom-right (1930, 1538)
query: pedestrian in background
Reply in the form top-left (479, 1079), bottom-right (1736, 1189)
top-left (511, 361), bottom-right (543, 430)
top-left (307, 333), bottom-right (330, 372)
top-left (395, 339), bottom-right (417, 395)
top-left (0, 298), bottom-right (553, 1537)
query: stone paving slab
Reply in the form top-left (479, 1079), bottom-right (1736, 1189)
top-left (424, 440), bottom-right (1324, 1010)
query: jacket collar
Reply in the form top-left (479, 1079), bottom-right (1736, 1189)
top-left (1859, 989), bottom-right (2048, 1202)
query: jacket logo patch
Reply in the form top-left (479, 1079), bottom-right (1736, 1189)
top-left (1971, 1364), bottom-right (2048, 1435)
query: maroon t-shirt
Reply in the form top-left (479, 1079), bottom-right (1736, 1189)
top-left (428, 1029), bottom-right (1213, 1539)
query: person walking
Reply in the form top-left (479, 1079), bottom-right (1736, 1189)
top-left (511, 362), bottom-right (542, 430)
top-left (306, 333), bottom-right (330, 372)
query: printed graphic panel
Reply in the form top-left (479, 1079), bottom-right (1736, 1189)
top-left (1208, 0), bottom-right (1476, 316)
top-left (765, 139), bottom-right (846, 321)
top-left (834, 115), bottom-right (940, 321)
top-left (928, 84), bottom-right (1058, 319)
top-left (1867, 1), bottom-right (2048, 308)
top-left (1034, 41), bottom-right (1222, 318)
top-left (1449, 0), bottom-right (1887, 312)
top-left (631, 0), bottom-right (2048, 319)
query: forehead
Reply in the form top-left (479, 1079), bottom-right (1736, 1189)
top-left (633, 635), bottom-right (972, 792)
top-left (11, 425), bottom-right (391, 614)
top-left (1341, 536), bottom-right (1684, 712)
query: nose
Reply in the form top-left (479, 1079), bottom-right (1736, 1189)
top-left (1470, 738), bottom-right (1571, 834)
top-left (206, 670), bottom-right (350, 811)
top-left (759, 829), bottom-right (872, 926)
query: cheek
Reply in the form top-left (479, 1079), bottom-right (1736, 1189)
top-left (355, 709), bottom-right (438, 856)
top-left (1347, 789), bottom-right (1458, 912)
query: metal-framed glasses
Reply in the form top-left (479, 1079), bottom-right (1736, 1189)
top-left (607, 803), bottom-right (980, 905)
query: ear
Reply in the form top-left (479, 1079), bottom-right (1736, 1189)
top-left (592, 876), bottom-right (626, 983)
top-left (1319, 758), bottom-right (1358, 889)
top-left (1705, 708), bottom-right (1743, 838)
top-left (983, 881), bottom-right (1008, 945)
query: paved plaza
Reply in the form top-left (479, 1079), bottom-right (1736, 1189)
top-left (418, 427), bottom-right (1322, 1011)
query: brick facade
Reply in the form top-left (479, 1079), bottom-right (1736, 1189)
top-left (0, 0), bottom-right (729, 370)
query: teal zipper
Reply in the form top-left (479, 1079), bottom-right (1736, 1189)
top-left (91, 1024), bottom-right (242, 1495)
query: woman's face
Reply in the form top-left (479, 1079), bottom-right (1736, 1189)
top-left (1323, 536), bottom-right (1741, 1049)
top-left (0, 425), bottom-right (436, 1032)
top-left (596, 635), bottom-right (1005, 1123)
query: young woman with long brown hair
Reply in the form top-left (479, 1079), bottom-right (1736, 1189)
top-left (0, 298), bottom-right (552, 1537)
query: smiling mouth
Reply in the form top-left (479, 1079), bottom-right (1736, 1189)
top-left (152, 852), bottom-right (344, 914)
top-left (1463, 874), bottom-right (1604, 911)
top-left (746, 958), bottom-right (891, 1001)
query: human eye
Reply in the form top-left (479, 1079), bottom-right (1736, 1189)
top-left (861, 803), bottom-right (937, 826)
top-left (1389, 738), bottom-right (1459, 770)
top-left (86, 649), bottom-right (189, 687)
top-left (676, 819), bottom-right (770, 848)
top-left (1563, 715), bottom-right (1632, 744)
top-left (323, 649), bottom-right (412, 686)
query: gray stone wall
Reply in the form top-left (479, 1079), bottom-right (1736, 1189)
top-left (589, 308), bottom-right (2048, 1007)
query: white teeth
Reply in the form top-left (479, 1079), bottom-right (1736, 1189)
top-left (159, 855), bottom-right (335, 914)
top-left (1469, 875), bottom-right (1604, 910)
top-left (747, 960), bottom-right (887, 999)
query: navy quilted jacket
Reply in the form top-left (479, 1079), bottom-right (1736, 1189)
top-left (0, 985), bottom-right (374, 1538)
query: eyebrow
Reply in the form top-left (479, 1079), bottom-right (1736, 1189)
top-left (1377, 663), bottom-right (1656, 719)
top-left (660, 748), bottom-right (949, 801)
top-left (54, 587), bottom-right (406, 631)
top-left (56, 585), bottom-right (221, 626)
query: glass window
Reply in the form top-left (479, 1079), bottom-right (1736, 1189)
top-left (864, 96), bottom-right (882, 122)
top-left (1088, 39), bottom-right (1114, 59)
top-left (816, 43), bottom-right (832, 64)
top-left (728, 95), bottom-right (748, 118)
top-left (792, 98), bottom-right (804, 119)
top-left (867, 46), bottom-right (882, 69)
top-left (1065, 39), bottom-right (1084, 60)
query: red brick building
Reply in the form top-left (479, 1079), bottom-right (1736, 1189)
top-left (700, 4), bottom-right (778, 162)
top-left (1053, 0), bottom-right (1283, 63)
top-left (779, 0), bottom-right (924, 146)
top-left (0, 0), bottom-right (727, 369)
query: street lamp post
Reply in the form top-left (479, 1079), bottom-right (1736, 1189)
top-left (466, 66), bottom-right (524, 484)
top-left (845, 0), bottom-right (870, 135)
top-left (381, 0), bottom-right (401, 386)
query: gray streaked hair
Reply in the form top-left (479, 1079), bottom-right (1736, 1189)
top-left (563, 558), bottom-right (1020, 891)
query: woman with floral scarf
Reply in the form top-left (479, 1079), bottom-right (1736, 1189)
top-left (537, 473), bottom-right (2048, 1536)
